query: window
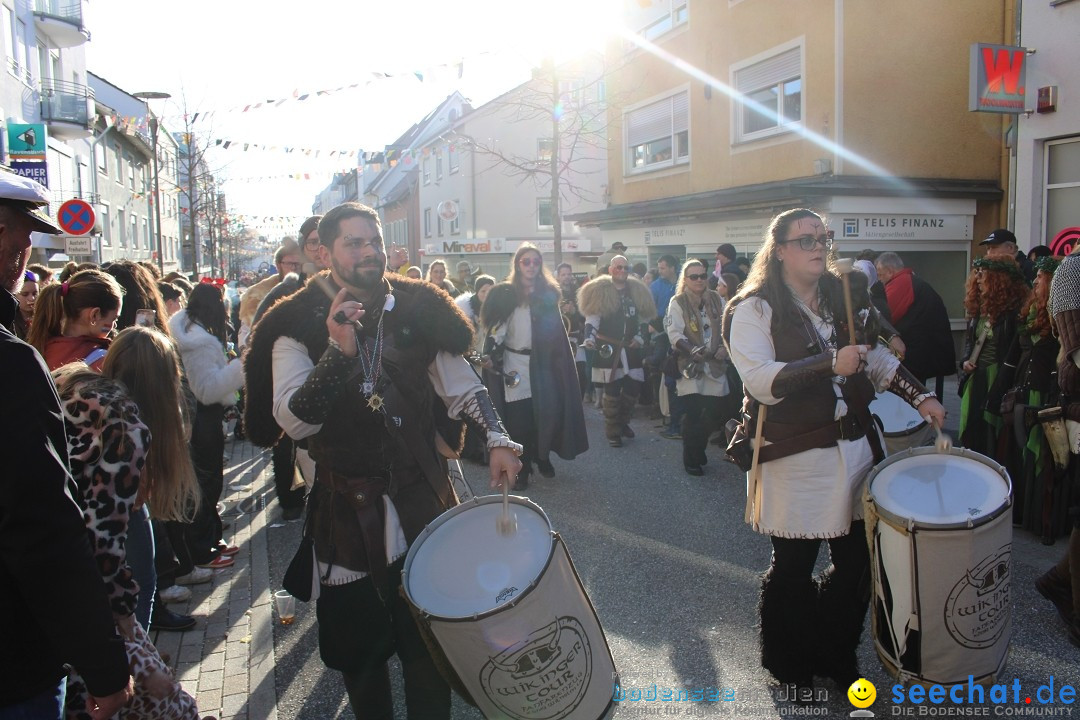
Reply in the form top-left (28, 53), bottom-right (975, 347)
top-left (142, 219), bottom-right (150, 252)
top-left (113, 144), bottom-right (122, 184)
top-left (537, 198), bottom-right (554, 230)
top-left (117, 209), bottom-right (126, 247)
top-left (625, 90), bottom-right (689, 173)
top-left (2, 5), bottom-right (14, 68)
top-left (537, 138), bottom-right (554, 166)
top-left (437, 213), bottom-right (444, 237)
top-left (424, 208), bottom-right (431, 237)
top-left (95, 142), bottom-right (107, 174)
top-left (632, 0), bottom-right (688, 41)
top-left (130, 214), bottom-right (138, 249)
top-left (1044, 137), bottom-right (1080, 250)
top-left (734, 45), bottom-right (802, 142)
top-left (450, 200), bottom-right (460, 235)
top-left (435, 149), bottom-right (443, 181)
top-left (449, 144), bottom-right (460, 173)
top-left (100, 205), bottom-right (110, 246)
top-left (423, 155), bottom-right (431, 184)
top-left (125, 153), bottom-right (135, 189)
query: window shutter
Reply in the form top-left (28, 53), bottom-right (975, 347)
top-left (672, 91), bottom-right (689, 134)
top-left (627, 97), bottom-right (673, 146)
top-left (735, 47), bottom-right (801, 92)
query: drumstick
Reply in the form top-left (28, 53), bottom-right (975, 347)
top-left (924, 415), bottom-right (953, 453)
top-left (834, 258), bottom-right (858, 347)
top-left (745, 404), bottom-right (768, 525)
top-left (497, 477), bottom-right (518, 536)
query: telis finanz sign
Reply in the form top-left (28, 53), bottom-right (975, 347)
top-left (969, 43), bottom-right (1029, 114)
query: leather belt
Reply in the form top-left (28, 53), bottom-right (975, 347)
top-left (505, 346), bottom-right (532, 355)
top-left (323, 471), bottom-right (392, 602)
top-left (758, 415), bottom-right (866, 464)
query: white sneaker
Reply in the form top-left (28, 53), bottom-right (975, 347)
top-left (175, 567), bottom-right (214, 585)
top-left (158, 584), bottom-right (192, 604)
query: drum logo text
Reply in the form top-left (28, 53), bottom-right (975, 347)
top-left (479, 616), bottom-right (593, 719)
top-left (944, 546), bottom-right (1011, 649)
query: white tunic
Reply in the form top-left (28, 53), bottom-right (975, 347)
top-left (665, 294), bottom-right (730, 398)
top-left (728, 296), bottom-right (900, 539)
top-left (490, 305), bottom-right (533, 402)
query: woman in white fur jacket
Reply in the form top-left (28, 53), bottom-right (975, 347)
top-left (168, 282), bottom-right (245, 569)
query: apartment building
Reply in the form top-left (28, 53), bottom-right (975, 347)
top-left (416, 60), bottom-right (608, 281)
top-left (0, 0), bottom-right (94, 265)
top-left (570, 0), bottom-right (1011, 324)
top-left (88, 72), bottom-right (181, 273)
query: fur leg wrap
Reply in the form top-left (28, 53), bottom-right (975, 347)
top-left (759, 570), bottom-right (817, 685)
top-left (619, 383), bottom-right (640, 427)
top-left (603, 394), bottom-right (622, 440)
top-left (814, 563), bottom-right (870, 688)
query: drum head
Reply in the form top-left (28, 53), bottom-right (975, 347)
top-left (405, 496), bottom-right (552, 618)
top-left (869, 448), bottom-right (1011, 527)
top-left (870, 392), bottom-right (926, 436)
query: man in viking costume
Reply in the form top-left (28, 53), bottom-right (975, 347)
top-left (577, 255), bottom-right (658, 447)
top-left (244, 202), bottom-right (522, 719)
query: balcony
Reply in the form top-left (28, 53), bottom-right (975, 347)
top-left (39, 78), bottom-right (94, 139)
top-left (33, 0), bottom-right (90, 48)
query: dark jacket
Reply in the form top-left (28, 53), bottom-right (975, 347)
top-left (0, 292), bottom-right (128, 707)
top-left (483, 283), bottom-right (589, 461)
top-left (890, 273), bottom-right (956, 381)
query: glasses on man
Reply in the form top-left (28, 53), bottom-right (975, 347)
top-left (782, 234), bottom-right (833, 251)
top-left (280, 261), bottom-right (302, 270)
top-left (610, 264), bottom-right (628, 271)
top-left (304, 234), bottom-right (320, 248)
top-left (685, 272), bottom-right (708, 281)
top-left (519, 257), bottom-right (542, 268)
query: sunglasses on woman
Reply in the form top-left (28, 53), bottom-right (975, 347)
top-left (685, 272), bottom-right (708, 281)
top-left (519, 257), bottom-right (542, 268)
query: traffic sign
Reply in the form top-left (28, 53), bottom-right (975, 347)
top-left (58, 199), bottom-right (96, 236)
top-left (65, 236), bottom-right (92, 255)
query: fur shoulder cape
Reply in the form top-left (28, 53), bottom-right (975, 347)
top-left (480, 282), bottom-right (519, 331)
top-left (576, 275), bottom-right (657, 321)
top-left (243, 271), bottom-right (473, 447)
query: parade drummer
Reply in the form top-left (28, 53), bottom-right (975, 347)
top-left (243, 202), bottom-right (521, 719)
top-left (722, 208), bottom-right (945, 690)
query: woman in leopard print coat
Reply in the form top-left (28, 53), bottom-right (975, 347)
top-left (52, 364), bottom-right (205, 720)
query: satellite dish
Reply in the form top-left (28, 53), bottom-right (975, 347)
top-left (437, 200), bottom-right (459, 222)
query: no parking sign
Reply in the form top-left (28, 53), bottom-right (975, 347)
top-left (58, 198), bottom-right (95, 236)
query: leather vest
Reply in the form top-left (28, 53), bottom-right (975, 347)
top-left (595, 286), bottom-right (644, 369)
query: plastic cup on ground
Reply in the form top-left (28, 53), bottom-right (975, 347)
top-left (273, 590), bottom-right (296, 625)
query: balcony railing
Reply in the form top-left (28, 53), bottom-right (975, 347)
top-left (39, 78), bottom-right (94, 130)
top-left (6, 57), bottom-right (33, 86)
top-left (33, 0), bottom-right (90, 45)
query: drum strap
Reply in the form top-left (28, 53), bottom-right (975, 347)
top-left (759, 415), bottom-right (867, 463)
top-left (323, 472), bottom-right (392, 603)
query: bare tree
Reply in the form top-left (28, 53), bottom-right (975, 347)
top-left (172, 96), bottom-right (223, 277)
top-left (458, 52), bottom-right (613, 265)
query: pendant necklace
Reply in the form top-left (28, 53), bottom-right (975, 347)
top-left (358, 306), bottom-right (387, 412)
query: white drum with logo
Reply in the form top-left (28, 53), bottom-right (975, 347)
top-left (402, 495), bottom-right (616, 720)
top-left (866, 446), bottom-right (1012, 686)
top-left (870, 392), bottom-right (933, 455)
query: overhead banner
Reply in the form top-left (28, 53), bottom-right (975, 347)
top-left (969, 43), bottom-right (1028, 113)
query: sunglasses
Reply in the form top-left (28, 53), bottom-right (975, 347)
top-left (610, 264), bottom-right (628, 271)
top-left (782, 234), bottom-right (833, 251)
top-left (685, 272), bottom-right (708, 281)
top-left (519, 257), bottom-right (542, 268)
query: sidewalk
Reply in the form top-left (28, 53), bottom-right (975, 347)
top-left (151, 436), bottom-right (278, 720)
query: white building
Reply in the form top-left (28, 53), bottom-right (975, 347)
top-left (1013, 0), bottom-right (1080, 256)
top-left (0, 0), bottom-right (93, 266)
top-left (417, 60), bottom-right (608, 281)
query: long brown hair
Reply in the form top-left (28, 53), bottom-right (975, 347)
top-left (102, 327), bottom-right (199, 521)
top-left (105, 260), bottom-right (172, 337)
top-left (731, 208), bottom-right (840, 332)
top-left (507, 244), bottom-right (558, 301)
top-left (26, 269), bottom-right (124, 356)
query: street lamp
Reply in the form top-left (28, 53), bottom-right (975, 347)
top-left (133, 91), bottom-right (171, 273)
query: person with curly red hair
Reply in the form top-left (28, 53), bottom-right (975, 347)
top-left (989, 257), bottom-right (1064, 541)
top-left (959, 256), bottom-right (1030, 455)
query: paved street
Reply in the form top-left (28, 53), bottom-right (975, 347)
top-left (155, 379), bottom-right (1080, 719)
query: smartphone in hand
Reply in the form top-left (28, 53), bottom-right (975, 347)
top-left (135, 309), bottom-right (156, 328)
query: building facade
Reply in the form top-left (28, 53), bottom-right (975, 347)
top-left (570, 0), bottom-right (1011, 325)
top-left (88, 73), bottom-right (181, 273)
top-left (0, 0), bottom-right (94, 266)
top-left (1013, 0), bottom-right (1080, 257)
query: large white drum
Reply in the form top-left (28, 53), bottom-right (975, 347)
top-left (870, 392), bottom-right (933, 455)
top-left (402, 495), bottom-right (616, 720)
top-left (866, 446), bottom-right (1013, 686)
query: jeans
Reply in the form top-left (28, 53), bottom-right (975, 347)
top-left (0, 679), bottom-right (65, 720)
top-left (127, 503), bottom-right (156, 629)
